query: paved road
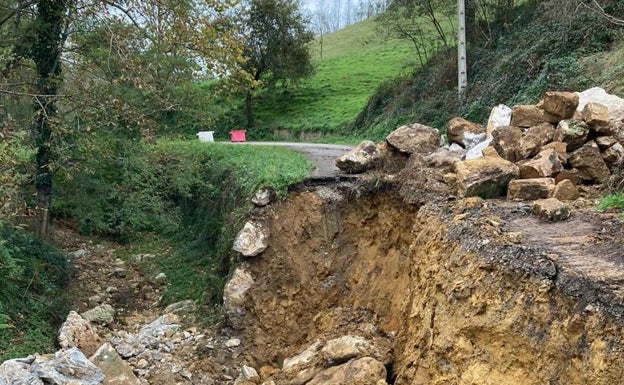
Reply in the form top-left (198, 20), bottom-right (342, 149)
top-left (224, 142), bottom-right (355, 178)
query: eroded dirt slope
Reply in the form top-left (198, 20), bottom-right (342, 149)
top-left (230, 186), bottom-right (624, 384)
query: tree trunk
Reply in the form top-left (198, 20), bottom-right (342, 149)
top-left (32, 0), bottom-right (67, 237)
top-left (245, 89), bottom-right (254, 128)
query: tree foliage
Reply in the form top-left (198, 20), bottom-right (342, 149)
top-left (239, 0), bottom-right (315, 127)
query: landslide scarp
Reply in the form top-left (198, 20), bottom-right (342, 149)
top-left (226, 184), bottom-right (624, 385)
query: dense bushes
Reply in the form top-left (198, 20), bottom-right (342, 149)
top-left (0, 225), bottom-right (70, 360)
top-left (54, 138), bottom-right (311, 309)
top-left (353, 0), bottom-right (624, 135)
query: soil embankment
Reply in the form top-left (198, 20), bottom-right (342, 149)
top-left (229, 185), bottom-right (624, 384)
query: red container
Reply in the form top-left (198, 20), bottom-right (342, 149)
top-left (229, 130), bottom-right (246, 142)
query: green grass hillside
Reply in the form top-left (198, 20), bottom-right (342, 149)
top-left (220, 18), bottom-right (416, 139)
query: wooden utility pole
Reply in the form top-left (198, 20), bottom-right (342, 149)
top-left (457, 0), bottom-right (467, 98)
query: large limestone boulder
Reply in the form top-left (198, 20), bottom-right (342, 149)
top-left (455, 157), bottom-right (519, 198)
top-left (538, 91), bottom-right (579, 122)
top-left (33, 348), bottom-right (105, 385)
top-left (335, 140), bottom-right (381, 174)
top-left (568, 141), bottom-right (611, 183)
top-left (446, 117), bottom-right (484, 147)
top-left (507, 178), bottom-right (555, 201)
top-left (532, 198), bottom-right (571, 222)
top-left (306, 357), bottom-right (388, 385)
top-left (58, 311), bottom-right (102, 357)
top-left (232, 221), bottom-right (269, 257)
top-left (486, 104), bottom-right (512, 139)
top-left (386, 123), bottom-right (440, 155)
top-left (81, 304), bottom-right (115, 324)
top-left (581, 102), bottom-right (610, 129)
top-left (577, 87), bottom-right (624, 122)
top-left (491, 126), bottom-right (522, 162)
top-left (424, 148), bottom-right (465, 170)
top-left (90, 343), bottom-right (140, 385)
top-left (0, 357), bottom-right (42, 385)
top-left (281, 341), bottom-right (324, 385)
top-left (223, 266), bottom-right (255, 316)
top-left (321, 336), bottom-right (388, 365)
top-left (511, 105), bottom-right (545, 128)
top-left (518, 123), bottom-right (555, 159)
top-left (518, 149), bottom-right (563, 179)
top-left (553, 119), bottom-right (590, 151)
top-left (553, 179), bottom-right (579, 201)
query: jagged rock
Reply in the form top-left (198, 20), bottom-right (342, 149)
top-left (448, 142), bottom-right (465, 152)
top-left (0, 357), bottom-right (42, 385)
top-left (137, 314), bottom-right (181, 348)
top-left (110, 331), bottom-right (145, 358)
top-left (90, 343), bottom-right (140, 385)
top-left (234, 366), bottom-right (260, 385)
top-left (463, 132), bottom-right (487, 151)
top-left (596, 136), bottom-right (618, 149)
top-left (232, 222), bottom-right (269, 257)
top-left (532, 198), bottom-right (571, 222)
top-left (538, 91), bottom-right (579, 122)
top-left (555, 169), bottom-right (581, 186)
top-left (541, 141), bottom-right (568, 163)
top-left (518, 123), bottom-right (555, 159)
top-left (553, 180), bottom-right (579, 201)
top-left (486, 104), bottom-right (512, 139)
top-left (446, 117), bottom-right (484, 147)
top-left (511, 105), bottom-right (545, 128)
top-left (154, 272), bottom-right (167, 284)
top-left (454, 157), bottom-right (519, 198)
top-left (465, 138), bottom-right (492, 160)
top-left (603, 142), bottom-right (624, 166)
top-left (507, 178), bottom-right (555, 201)
top-left (519, 149), bottom-right (563, 179)
top-left (335, 140), bottom-right (381, 174)
top-left (81, 304), bottom-right (115, 324)
top-left (482, 146), bottom-right (501, 158)
top-left (553, 119), bottom-right (590, 151)
top-left (386, 123), bottom-right (440, 155)
top-left (424, 148), bottom-right (464, 170)
top-left (568, 141), bottom-right (611, 183)
top-left (321, 336), bottom-right (378, 364)
top-left (68, 249), bottom-right (89, 259)
top-left (306, 357), bottom-right (388, 385)
top-left (223, 266), bottom-right (254, 320)
top-left (577, 87), bottom-right (624, 122)
top-left (58, 311), bottom-right (102, 357)
top-left (491, 126), bottom-right (522, 162)
top-left (582, 102), bottom-right (610, 129)
top-left (34, 348), bottom-right (105, 385)
top-left (163, 300), bottom-right (196, 324)
top-left (251, 187), bottom-right (277, 207)
top-left (281, 341), bottom-right (324, 385)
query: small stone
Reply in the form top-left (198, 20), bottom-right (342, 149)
top-left (532, 198), bottom-right (571, 222)
top-left (235, 365), bottom-right (260, 384)
top-left (465, 138), bottom-right (492, 160)
top-left (154, 273), bottom-right (167, 284)
top-left (68, 249), bottom-right (89, 259)
top-left (225, 338), bottom-right (241, 348)
top-left (111, 267), bottom-right (127, 278)
top-left (135, 359), bottom-right (148, 369)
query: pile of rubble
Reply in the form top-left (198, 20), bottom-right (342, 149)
top-left (336, 87), bottom-right (624, 221)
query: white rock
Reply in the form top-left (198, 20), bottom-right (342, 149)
top-left (33, 348), bottom-right (105, 385)
top-left (465, 138), bottom-right (492, 160)
top-left (225, 338), bottom-right (241, 348)
top-left (81, 304), bottom-right (115, 324)
top-left (462, 132), bottom-right (487, 151)
top-left (235, 365), bottom-right (260, 384)
top-left (577, 87), bottom-right (624, 121)
top-left (486, 104), bottom-right (512, 139)
top-left (223, 267), bottom-right (255, 315)
top-left (321, 336), bottom-right (377, 364)
top-left (232, 222), bottom-right (269, 257)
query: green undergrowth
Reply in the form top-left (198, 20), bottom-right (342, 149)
top-left (597, 193), bottom-right (624, 213)
top-left (54, 137), bottom-right (312, 320)
top-left (0, 225), bottom-right (70, 360)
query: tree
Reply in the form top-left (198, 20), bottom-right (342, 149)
top-left (239, 0), bottom-right (314, 128)
top-left (0, 0), bottom-right (245, 235)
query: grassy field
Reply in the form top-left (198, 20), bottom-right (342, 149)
top-left (248, 19), bottom-right (417, 137)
